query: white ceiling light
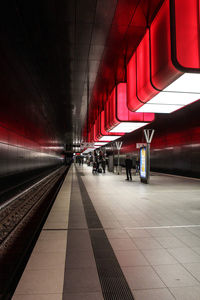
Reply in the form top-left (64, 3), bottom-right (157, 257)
top-left (94, 142), bottom-right (108, 146)
top-left (108, 122), bottom-right (148, 133)
top-left (99, 136), bottom-right (121, 141)
top-left (137, 103), bottom-right (181, 113)
top-left (82, 147), bottom-right (95, 154)
top-left (165, 73), bottom-right (200, 93)
top-left (137, 73), bottom-right (200, 113)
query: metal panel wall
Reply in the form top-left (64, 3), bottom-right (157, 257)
top-left (113, 144), bottom-right (200, 178)
top-left (0, 125), bottom-right (64, 178)
top-left (0, 142), bottom-right (63, 178)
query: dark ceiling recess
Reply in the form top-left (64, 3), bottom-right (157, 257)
top-left (0, 0), bottom-right (166, 148)
top-left (0, 0), bottom-right (117, 147)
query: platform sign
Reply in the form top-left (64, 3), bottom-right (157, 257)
top-left (140, 147), bottom-right (147, 181)
top-left (136, 143), bottom-right (147, 149)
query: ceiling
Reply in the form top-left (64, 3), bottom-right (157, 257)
top-left (0, 0), bottom-right (164, 149)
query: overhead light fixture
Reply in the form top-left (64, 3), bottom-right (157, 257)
top-left (109, 122), bottom-right (148, 133)
top-left (105, 82), bottom-right (154, 133)
top-left (90, 111), bottom-right (123, 143)
top-left (99, 135), bottom-right (121, 141)
top-left (127, 0), bottom-right (200, 114)
top-left (94, 142), bottom-right (107, 146)
top-left (82, 147), bottom-right (95, 154)
top-left (99, 110), bottom-right (124, 140)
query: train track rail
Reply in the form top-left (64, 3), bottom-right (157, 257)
top-left (0, 165), bottom-right (68, 300)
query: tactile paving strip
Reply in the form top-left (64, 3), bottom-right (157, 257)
top-left (77, 170), bottom-right (134, 300)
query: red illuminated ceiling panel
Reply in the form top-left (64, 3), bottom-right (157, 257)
top-left (173, 0), bottom-right (200, 70)
top-left (127, 53), bottom-right (137, 112)
top-left (83, 1), bottom-right (166, 142)
top-left (90, 115), bottom-right (121, 144)
top-left (137, 31), bottom-right (157, 104)
top-left (107, 82), bottom-right (154, 133)
top-left (127, 31), bottom-right (161, 113)
top-left (99, 111), bottom-right (122, 142)
top-left (128, 0), bottom-right (200, 114)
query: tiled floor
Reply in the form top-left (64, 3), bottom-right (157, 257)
top-left (12, 167), bottom-right (73, 300)
top-left (12, 164), bottom-right (200, 300)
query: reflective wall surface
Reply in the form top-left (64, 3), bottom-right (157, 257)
top-left (0, 124), bottom-right (64, 178)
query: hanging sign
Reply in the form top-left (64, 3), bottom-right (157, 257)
top-left (136, 143), bottom-right (147, 149)
top-left (115, 141), bottom-right (123, 150)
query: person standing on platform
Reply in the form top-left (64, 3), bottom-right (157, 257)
top-left (135, 156), bottom-right (140, 175)
top-left (101, 156), bottom-right (106, 173)
top-left (125, 155), bottom-right (133, 181)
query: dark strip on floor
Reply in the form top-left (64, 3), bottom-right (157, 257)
top-left (76, 170), bottom-right (134, 300)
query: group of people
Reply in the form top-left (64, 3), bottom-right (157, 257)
top-left (93, 150), bottom-right (106, 173)
top-left (79, 152), bottom-right (139, 179)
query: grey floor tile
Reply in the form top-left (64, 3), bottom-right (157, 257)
top-left (68, 216), bottom-right (87, 228)
top-left (154, 264), bottom-right (200, 287)
top-left (169, 228), bottom-right (194, 237)
top-left (115, 250), bottom-right (149, 267)
top-left (126, 229), bottom-right (151, 238)
top-left (133, 288), bottom-right (175, 300)
top-left (170, 286), bottom-right (200, 300)
top-left (142, 249), bottom-right (178, 265)
top-left (63, 292), bottom-right (104, 300)
top-left (67, 230), bottom-right (93, 251)
top-left (187, 227), bottom-right (200, 237)
top-left (101, 220), bottom-right (122, 229)
top-left (65, 250), bottom-right (96, 269)
top-left (39, 230), bottom-right (67, 240)
top-left (12, 294), bottom-right (62, 300)
top-left (109, 238), bottom-right (137, 251)
top-left (147, 228), bottom-right (173, 238)
top-left (33, 239), bottom-right (67, 253)
top-left (14, 269), bottom-right (64, 294)
top-left (183, 262), bottom-right (200, 281)
top-left (43, 222), bottom-right (68, 230)
top-left (168, 248), bottom-right (200, 263)
top-left (177, 235), bottom-right (200, 247)
top-left (63, 268), bottom-right (101, 293)
top-left (132, 237), bottom-right (163, 250)
top-left (155, 236), bottom-right (187, 249)
top-left (105, 229), bottom-right (129, 239)
top-left (122, 266), bottom-right (165, 289)
top-left (192, 247), bottom-right (200, 255)
top-left (26, 252), bottom-right (66, 270)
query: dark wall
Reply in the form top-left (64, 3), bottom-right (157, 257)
top-left (0, 124), bottom-right (64, 179)
top-left (150, 144), bottom-right (200, 177)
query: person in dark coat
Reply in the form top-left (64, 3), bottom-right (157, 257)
top-left (101, 156), bottom-right (106, 173)
top-left (135, 156), bottom-right (140, 175)
top-left (125, 155), bottom-right (133, 181)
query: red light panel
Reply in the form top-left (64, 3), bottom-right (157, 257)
top-left (117, 83), bottom-right (154, 122)
top-left (137, 31), bottom-right (159, 103)
top-left (109, 89), bottom-right (116, 128)
top-left (150, 0), bottom-right (181, 91)
top-left (100, 111), bottom-right (123, 137)
top-left (127, 53), bottom-right (138, 111)
top-left (105, 82), bottom-right (154, 131)
top-left (173, 0), bottom-right (200, 70)
top-left (150, 0), bottom-right (200, 90)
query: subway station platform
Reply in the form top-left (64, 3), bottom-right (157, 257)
top-left (12, 164), bottom-right (200, 300)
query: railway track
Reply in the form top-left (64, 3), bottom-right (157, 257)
top-left (0, 165), bottom-right (68, 300)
